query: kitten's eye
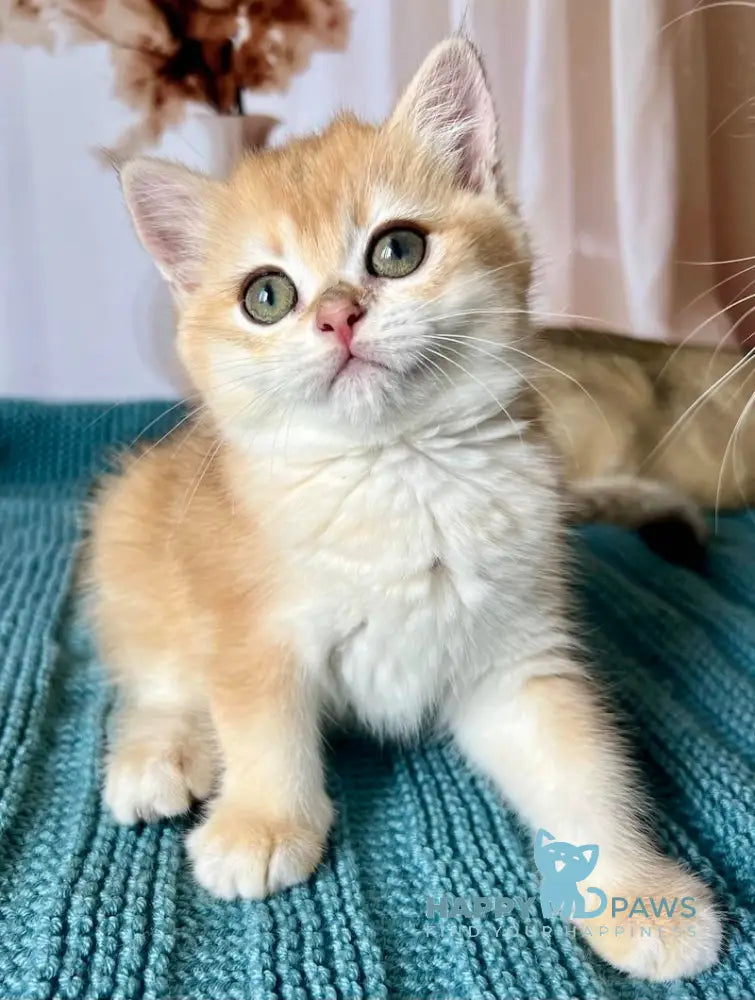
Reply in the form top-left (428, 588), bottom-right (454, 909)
top-left (242, 270), bottom-right (297, 325)
top-left (367, 226), bottom-right (426, 279)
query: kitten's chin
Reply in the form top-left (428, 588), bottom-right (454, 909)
top-left (326, 360), bottom-right (403, 425)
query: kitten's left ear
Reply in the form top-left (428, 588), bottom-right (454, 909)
top-left (390, 37), bottom-right (499, 195)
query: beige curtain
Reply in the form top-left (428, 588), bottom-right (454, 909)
top-left (396, 0), bottom-right (755, 347)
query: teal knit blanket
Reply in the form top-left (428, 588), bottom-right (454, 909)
top-left (0, 400), bottom-right (753, 1000)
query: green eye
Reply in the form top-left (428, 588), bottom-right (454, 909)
top-left (242, 270), bottom-right (297, 324)
top-left (367, 226), bottom-right (426, 279)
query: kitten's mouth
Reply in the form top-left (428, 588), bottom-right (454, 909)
top-left (329, 352), bottom-right (396, 387)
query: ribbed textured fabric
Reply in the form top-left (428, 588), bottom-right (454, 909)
top-left (0, 400), bottom-right (753, 1000)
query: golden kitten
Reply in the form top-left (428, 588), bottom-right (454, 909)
top-left (87, 39), bottom-right (721, 980)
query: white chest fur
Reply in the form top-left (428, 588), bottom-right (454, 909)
top-left (246, 416), bottom-right (564, 736)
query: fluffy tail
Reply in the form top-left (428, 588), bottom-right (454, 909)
top-left (566, 474), bottom-right (708, 570)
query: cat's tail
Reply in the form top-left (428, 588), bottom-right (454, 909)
top-left (566, 474), bottom-right (708, 571)
top-left (580, 887), bottom-right (608, 918)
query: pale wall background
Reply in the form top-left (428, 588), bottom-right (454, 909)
top-left (0, 1), bottom-right (402, 399)
top-left (2, 0), bottom-right (754, 400)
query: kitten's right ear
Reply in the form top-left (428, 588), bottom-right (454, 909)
top-left (390, 37), bottom-right (499, 194)
top-left (120, 157), bottom-right (211, 294)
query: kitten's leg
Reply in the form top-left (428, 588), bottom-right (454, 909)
top-left (450, 665), bottom-right (722, 981)
top-left (186, 646), bottom-right (332, 900)
top-left (104, 676), bottom-right (215, 825)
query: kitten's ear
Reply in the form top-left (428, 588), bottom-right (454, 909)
top-left (120, 157), bottom-right (211, 294)
top-left (390, 37), bottom-right (499, 194)
top-left (579, 845), bottom-right (599, 867)
top-left (535, 829), bottom-right (555, 849)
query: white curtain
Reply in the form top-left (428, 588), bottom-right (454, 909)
top-left (2, 0), bottom-right (754, 399)
top-left (475, 0), bottom-right (755, 350)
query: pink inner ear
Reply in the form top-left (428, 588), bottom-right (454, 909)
top-left (123, 161), bottom-right (206, 292)
top-left (139, 204), bottom-right (189, 274)
top-left (393, 40), bottom-right (499, 193)
top-left (451, 70), bottom-right (497, 191)
top-left (130, 184), bottom-right (198, 288)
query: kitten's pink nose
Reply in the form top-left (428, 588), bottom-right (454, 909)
top-left (316, 295), bottom-right (365, 349)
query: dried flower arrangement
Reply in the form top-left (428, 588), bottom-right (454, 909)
top-left (0, 0), bottom-right (351, 155)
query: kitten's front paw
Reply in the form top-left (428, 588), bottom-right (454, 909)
top-left (580, 862), bottom-right (722, 981)
top-left (186, 802), bottom-right (331, 900)
top-left (105, 734), bottom-right (215, 825)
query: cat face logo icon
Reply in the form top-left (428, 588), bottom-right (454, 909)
top-left (534, 829), bottom-right (607, 919)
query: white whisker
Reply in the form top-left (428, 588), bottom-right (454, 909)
top-left (715, 371), bottom-right (755, 528)
top-left (655, 291), bottom-right (755, 381)
top-left (423, 345), bottom-right (524, 443)
top-left (642, 347), bottom-right (755, 467)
